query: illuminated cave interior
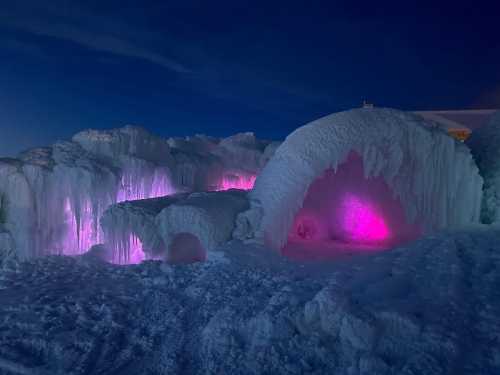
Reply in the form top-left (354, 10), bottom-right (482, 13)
top-left (282, 151), bottom-right (422, 260)
top-left (167, 232), bottom-right (207, 264)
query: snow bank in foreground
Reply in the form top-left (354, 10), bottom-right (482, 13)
top-left (0, 228), bottom-right (499, 374)
top-left (236, 108), bottom-right (483, 249)
top-left (467, 110), bottom-right (500, 223)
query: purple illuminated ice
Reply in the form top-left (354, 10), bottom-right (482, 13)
top-left (117, 168), bottom-right (175, 202)
top-left (217, 172), bottom-right (256, 191)
top-left (108, 233), bottom-right (146, 265)
top-left (340, 193), bottom-right (390, 243)
top-left (60, 198), bottom-right (103, 255)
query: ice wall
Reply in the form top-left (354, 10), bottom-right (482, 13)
top-left (0, 126), bottom-right (276, 260)
top-left (466, 111), bottom-right (500, 223)
top-left (235, 108), bottom-right (483, 250)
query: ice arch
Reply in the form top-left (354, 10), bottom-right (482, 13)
top-left (287, 151), bottom-right (421, 247)
top-left (235, 108), bottom-right (483, 250)
top-left (167, 233), bottom-right (206, 264)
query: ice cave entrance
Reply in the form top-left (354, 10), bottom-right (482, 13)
top-left (282, 152), bottom-right (422, 260)
top-left (167, 232), bottom-right (207, 264)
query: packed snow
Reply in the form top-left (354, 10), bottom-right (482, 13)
top-left (0, 227), bottom-right (499, 374)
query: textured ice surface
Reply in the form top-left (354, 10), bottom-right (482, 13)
top-left (236, 108), bottom-right (483, 250)
top-left (467, 111), bottom-right (500, 223)
top-left (0, 127), bottom-right (275, 260)
top-left (0, 228), bottom-right (499, 374)
top-left (101, 190), bottom-right (249, 263)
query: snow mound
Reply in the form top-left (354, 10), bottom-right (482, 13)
top-left (101, 190), bottom-right (249, 263)
top-left (156, 190), bottom-right (249, 257)
top-left (101, 194), bottom-right (190, 263)
top-left (236, 108), bottom-right (483, 249)
top-left (467, 110), bottom-right (500, 223)
top-left (73, 125), bottom-right (172, 163)
top-left (0, 228), bottom-right (499, 374)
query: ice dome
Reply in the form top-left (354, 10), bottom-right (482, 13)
top-left (235, 108), bottom-right (483, 252)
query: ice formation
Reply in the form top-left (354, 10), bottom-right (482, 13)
top-left (101, 190), bottom-right (249, 263)
top-left (0, 126), bottom-right (276, 260)
top-left (286, 152), bottom-right (422, 249)
top-left (235, 108), bottom-right (483, 251)
top-left (466, 110), bottom-right (500, 223)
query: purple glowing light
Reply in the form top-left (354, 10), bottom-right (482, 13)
top-left (217, 173), bottom-right (256, 191)
top-left (117, 169), bottom-right (175, 202)
top-left (284, 151), bottom-right (421, 259)
top-left (61, 198), bottom-right (102, 255)
top-left (290, 213), bottom-right (327, 241)
top-left (59, 169), bottom-right (175, 257)
top-left (109, 233), bottom-right (146, 265)
top-left (341, 194), bottom-right (390, 243)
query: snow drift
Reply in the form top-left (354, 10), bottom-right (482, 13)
top-left (1, 227), bottom-right (499, 374)
top-left (467, 110), bottom-right (500, 223)
top-left (235, 108), bottom-right (483, 250)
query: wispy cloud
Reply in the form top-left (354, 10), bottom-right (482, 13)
top-left (2, 38), bottom-right (46, 58)
top-left (0, 1), bottom-right (190, 73)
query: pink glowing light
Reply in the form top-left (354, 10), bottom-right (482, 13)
top-left (109, 233), bottom-right (146, 265)
top-left (116, 169), bottom-right (175, 202)
top-left (217, 173), bottom-right (256, 191)
top-left (341, 194), bottom-right (390, 243)
top-left (61, 198), bottom-right (102, 255)
top-left (290, 214), bottom-right (326, 241)
top-left (57, 169), bottom-right (175, 257)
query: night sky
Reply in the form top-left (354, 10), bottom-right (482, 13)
top-left (1, 0), bottom-right (499, 156)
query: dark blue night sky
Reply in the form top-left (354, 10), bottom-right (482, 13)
top-left (1, 0), bottom-right (499, 155)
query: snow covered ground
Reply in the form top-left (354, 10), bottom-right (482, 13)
top-left (1, 227), bottom-right (499, 375)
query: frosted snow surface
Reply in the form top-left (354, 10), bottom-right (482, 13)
top-left (467, 110), bottom-right (500, 223)
top-left (0, 228), bottom-right (499, 374)
top-left (236, 108), bottom-right (483, 249)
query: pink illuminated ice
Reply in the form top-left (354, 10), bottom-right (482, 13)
top-left (109, 233), bottom-right (146, 265)
top-left (341, 194), bottom-right (390, 243)
top-left (218, 173), bottom-right (256, 191)
top-left (61, 198), bottom-right (102, 255)
top-left (117, 169), bottom-right (175, 202)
